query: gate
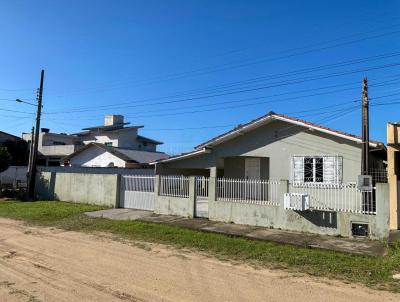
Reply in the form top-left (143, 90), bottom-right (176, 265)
top-left (195, 177), bottom-right (209, 218)
top-left (120, 175), bottom-right (155, 210)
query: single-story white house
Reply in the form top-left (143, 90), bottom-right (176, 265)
top-left (63, 143), bottom-right (169, 168)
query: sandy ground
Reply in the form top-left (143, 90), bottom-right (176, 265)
top-left (0, 218), bottom-right (398, 302)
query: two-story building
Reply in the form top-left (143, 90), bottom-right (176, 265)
top-left (22, 128), bottom-right (83, 166)
top-left (63, 115), bottom-right (168, 168)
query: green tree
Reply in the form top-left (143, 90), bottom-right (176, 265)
top-left (0, 147), bottom-right (11, 173)
top-left (2, 140), bottom-right (29, 166)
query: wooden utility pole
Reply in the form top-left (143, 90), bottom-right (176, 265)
top-left (361, 77), bottom-right (369, 176)
top-left (27, 127), bottom-right (34, 179)
top-left (27, 70), bottom-right (44, 199)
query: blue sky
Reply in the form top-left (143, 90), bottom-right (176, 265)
top-left (0, 1), bottom-right (399, 154)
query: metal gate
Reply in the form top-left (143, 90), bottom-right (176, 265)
top-left (195, 177), bottom-right (209, 218)
top-left (120, 175), bottom-right (155, 211)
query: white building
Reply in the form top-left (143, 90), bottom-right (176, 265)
top-left (22, 128), bottom-right (83, 166)
top-left (63, 115), bottom-right (168, 168)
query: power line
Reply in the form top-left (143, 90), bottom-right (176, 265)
top-left (44, 50), bottom-right (400, 112)
top-left (45, 25), bottom-right (400, 97)
top-left (44, 61), bottom-right (400, 115)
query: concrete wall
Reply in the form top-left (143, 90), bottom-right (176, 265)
top-left (35, 171), bottom-right (119, 207)
top-left (387, 122), bottom-right (400, 230)
top-left (207, 180), bottom-right (390, 240)
top-left (154, 176), bottom-right (195, 217)
top-left (158, 120), bottom-right (384, 182)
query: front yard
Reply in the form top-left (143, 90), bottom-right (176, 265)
top-left (0, 200), bottom-right (399, 292)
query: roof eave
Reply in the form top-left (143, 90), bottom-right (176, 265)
top-left (149, 148), bottom-right (211, 165)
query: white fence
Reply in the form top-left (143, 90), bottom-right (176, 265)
top-left (120, 175), bottom-right (155, 210)
top-left (289, 182), bottom-right (375, 214)
top-left (195, 177), bottom-right (209, 199)
top-left (217, 178), bottom-right (281, 205)
top-left (118, 174), bottom-right (377, 215)
top-left (159, 175), bottom-right (190, 198)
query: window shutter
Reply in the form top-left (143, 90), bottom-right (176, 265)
top-left (291, 156), bottom-right (304, 183)
top-left (323, 156), bottom-right (342, 184)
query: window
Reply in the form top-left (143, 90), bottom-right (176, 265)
top-left (291, 155), bottom-right (342, 184)
top-left (104, 142), bottom-right (113, 147)
top-left (304, 157), bottom-right (323, 182)
top-left (52, 141), bottom-right (66, 146)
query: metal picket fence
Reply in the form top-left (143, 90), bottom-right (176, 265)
top-left (289, 182), bottom-right (376, 214)
top-left (216, 178), bottom-right (281, 205)
top-left (159, 175), bottom-right (190, 198)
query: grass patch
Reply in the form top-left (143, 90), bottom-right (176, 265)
top-left (0, 200), bottom-right (399, 291)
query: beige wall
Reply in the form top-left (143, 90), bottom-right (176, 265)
top-left (35, 172), bottom-right (119, 207)
top-left (159, 120), bottom-right (379, 183)
top-left (387, 123), bottom-right (400, 230)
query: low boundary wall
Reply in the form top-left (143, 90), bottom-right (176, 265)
top-left (36, 171), bottom-right (119, 207)
top-left (208, 181), bottom-right (389, 239)
top-left (35, 171), bottom-right (390, 239)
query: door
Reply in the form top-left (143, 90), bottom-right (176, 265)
top-left (245, 158), bottom-right (260, 179)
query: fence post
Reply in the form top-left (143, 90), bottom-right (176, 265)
top-left (375, 183), bottom-right (390, 239)
top-left (188, 176), bottom-right (196, 218)
top-left (115, 174), bottom-right (121, 208)
top-left (154, 175), bottom-right (160, 196)
top-left (208, 167), bottom-right (217, 219)
top-left (280, 179), bottom-right (289, 205)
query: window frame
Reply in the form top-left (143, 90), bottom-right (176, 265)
top-left (291, 155), bottom-right (342, 185)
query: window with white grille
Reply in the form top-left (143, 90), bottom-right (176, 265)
top-left (291, 155), bottom-right (342, 184)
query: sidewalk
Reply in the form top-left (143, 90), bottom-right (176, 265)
top-left (86, 208), bottom-right (387, 257)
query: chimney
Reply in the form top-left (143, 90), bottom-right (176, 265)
top-left (104, 115), bottom-right (124, 126)
top-left (41, 128), bottom-right (50, 133)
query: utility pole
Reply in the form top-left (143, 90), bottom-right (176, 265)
top-left (361, 77), bottom-right (369, 176)
top-left (27, 70), bottom-right (44, 199)
top-left (27, 127), bottom-right (34, 179)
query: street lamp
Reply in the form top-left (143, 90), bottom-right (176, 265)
top-left (16, 98), bottom-right (37, 107)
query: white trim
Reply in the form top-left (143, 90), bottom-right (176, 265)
top-left (196, 114), bottom-right (381, 149)
top-left (150, 148), bottom-right (210, 165)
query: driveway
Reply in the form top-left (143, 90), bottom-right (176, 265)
top-left (0, 218), bottom-right (398, 302)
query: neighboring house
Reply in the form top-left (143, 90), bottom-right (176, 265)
top-left (22, 128), bottom-right (83, 166)
top-left (387, 122), bottom-right (400, 230)
top-left (63, 143), bottom-right (169, 168)
top-left (75, 115), bottom-right (161, 151)
top-left (0, 131), bottom-right (20, 146)
top-left (154, 111), bottom-right (386, 183)
top-left (63, 115), bottom-right (168, 168)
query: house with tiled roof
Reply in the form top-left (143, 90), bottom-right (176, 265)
top-left (63, 115), bottom-right (168, 168)
top-left (154, 111), bottom-right (386, 184)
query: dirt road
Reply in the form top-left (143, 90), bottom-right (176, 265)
top-left (0, 218), bottom-right (398, 302)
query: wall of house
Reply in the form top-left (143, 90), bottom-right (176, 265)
top-left (158, 120), bottom-right (371, 183)
top-left (224, 156), bottom-right (269, 179)
top-left (69, 147), bottom-right (127, 167)
top-left (81, 128), bottom-right (138, 149)
top-left (35, 171), bottom-right (119, 207)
